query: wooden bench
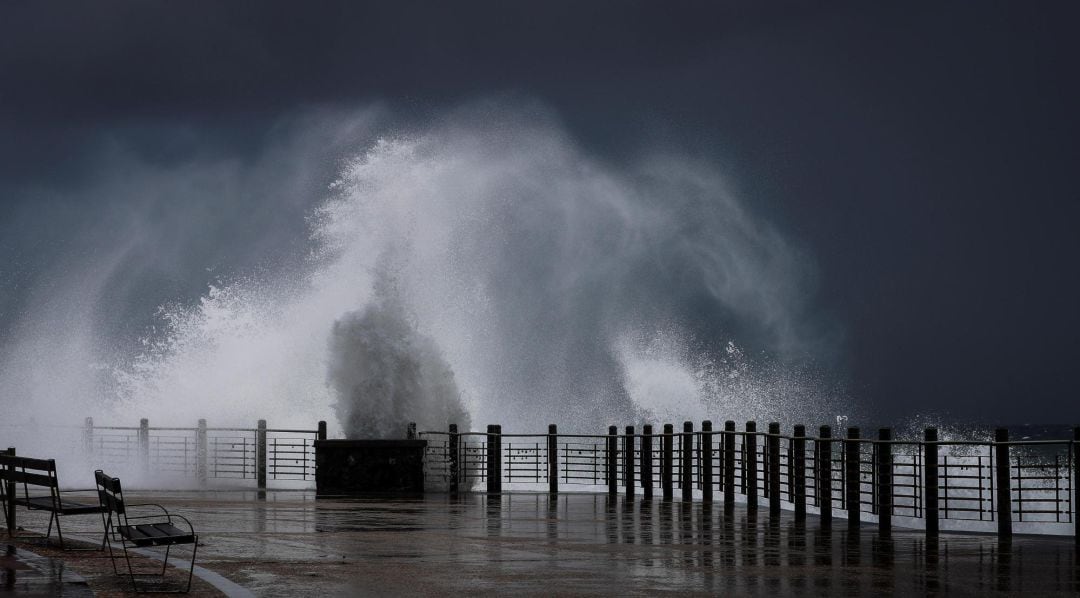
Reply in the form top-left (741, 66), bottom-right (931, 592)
top-left (96, 470), bottom-right (198, 593)
top-left (0, 452), bottom-right (107, 549)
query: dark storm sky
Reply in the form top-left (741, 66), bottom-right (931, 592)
top-left (2, 1), bottom-right (1078, 423)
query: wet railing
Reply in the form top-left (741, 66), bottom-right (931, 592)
top-left (87, 418), bottom-right (326, 486)
top-left (420, 422), bottom-right (1080, 540)
top-left (5, 418), bottom-right (326, 488)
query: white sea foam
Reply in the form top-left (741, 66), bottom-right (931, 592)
top-left (2, 105), bottom-right (841, 443)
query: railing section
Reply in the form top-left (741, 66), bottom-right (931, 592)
top-left (420, 422), bottom-right (1080, 540)
top-left (16, 418), bottom-right (326, 488)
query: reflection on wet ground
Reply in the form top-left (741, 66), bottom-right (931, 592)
top-left (0, 544), bottom-right (92, 597)
top-left (22, 490), bottom-right (1080, 596)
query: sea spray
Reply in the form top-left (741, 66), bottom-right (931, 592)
top-left (1, 104), bottom-right (845, 441)
top-left (327, 259), bottom-right (470, 438)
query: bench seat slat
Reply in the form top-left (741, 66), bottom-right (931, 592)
top-left (10, 496), bottom-right (53, 509)
top-left (118, 523), bottom-right (194, 547)
top-left (11, 496), bottom-right (104, 514)
top-left (56, 500), bottom-right (107, 515)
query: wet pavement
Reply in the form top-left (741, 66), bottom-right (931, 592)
top-left (11, 490), bottom-right (1080, 596)
top-left (0, 544), bottom-right (91, 596)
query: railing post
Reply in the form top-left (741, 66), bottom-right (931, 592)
top-left (745, 421), bottom-right (758, 510)
top-left (818, 425), bottom-right (832, 528)
top-left (139, 418), bottom-right (150, 475)
top-left (662, 424), bottom-right (674, 500)
top-left (793, 424), bottom-right (806, 522)
top-left (845, 427), bottom-right (861, 527)
top-left (717, 421), bottom-right (726, 496)
top-left (607, 426), bottom-right (618, 497)
top-left (486, 425), bottom-right (496, 493)
top-left (314, 421), bottom-right (327, 482)
top-left (407, 422), bottom-right (417, 440)
top-left (641, 425), bottom-right (653, 500)
top-left (495, 425), bottom-right (503, 492)
top-left (877, 427), bottom-right (892, 533)
top-left (83, 417), bottom-right (94, 455)
top-left (5, 447), bottom-right (15, 532)
top-left (768, 422), bottom-right (781, 516)
top-left (924, 428), bottom-right (939, 536)
top-left (995, 427), bottom-right (1012, 538)
top-left (197, 418), bottom-right (208, 487)
top-left (724, 421), bottom-right (736, 506)
top-left (701, 421), bottom-right (713, 503)
top-left (681, 421), bottom-right (694, 502)
top-left (624, 426), bottom-right (636, 499)
top-left (487, 425), bottom-right (503, 494)
top-left (257, 419), bottom-right (268, 489)
top-left (547, 424), bottom-right (558, 495)
top-left (1073, 426), bottom-right (1079, 548)
top-left (449, 424), bottom-right (460, 495)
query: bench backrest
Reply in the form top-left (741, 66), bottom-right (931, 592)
top-left (0, 454), bottom-right (60, 495)
top-left (95, 470), bottom-right (126, 516)
top-left (0, 455), bottom-right (59, 487)
top-left (0, 454), bottom-right (62, 511)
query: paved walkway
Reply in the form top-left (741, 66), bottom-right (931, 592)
top-left (0, 544), bottom-right (91, 596)
top-left (8, 490), bottom-right (1080, 596)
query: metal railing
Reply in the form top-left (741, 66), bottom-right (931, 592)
top-left (5, 417), bottom-right (326, 488)
top-left (420, 421), bottom-right (1080, 540)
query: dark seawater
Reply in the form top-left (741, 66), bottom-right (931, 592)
top-left (849, 421), bottom-right (1077, 460)
top-left (861, 421), bottom-right (1078, 442)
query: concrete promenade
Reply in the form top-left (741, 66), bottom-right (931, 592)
top-left (6, 490), bottom-right (1080, 596)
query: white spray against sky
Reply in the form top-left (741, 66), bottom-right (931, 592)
top-left (0, 105), bottom-right (845, 439)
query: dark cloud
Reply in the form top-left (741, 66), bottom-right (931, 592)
top-left (0, 1), bottom-right (838, 180)
top-left (1, 2), bottom-right (808, 116)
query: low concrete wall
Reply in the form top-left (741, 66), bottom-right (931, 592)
top-left (314, 439), bottom-right (427, 496)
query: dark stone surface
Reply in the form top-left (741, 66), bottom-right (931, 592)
top-left (315, 439), bottom-right (427, 496)
top-left (0, 544), bottom-right (92, 597)
top-left (14, 491), bottom-right (1080, 596)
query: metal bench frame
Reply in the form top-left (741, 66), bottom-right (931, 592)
top-left (95, 470), bottom-right (198, 593)
top-left (0, 454), bottom-right (106, 550)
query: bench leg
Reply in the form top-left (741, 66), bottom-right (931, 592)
top-left (186, 538), bottom-right (198, 593)
top-left (46, 513), bottom-right (101, 551)
top-left (122, 539), bottom-right (139, 592)
top-left (102, 512), bottom-right (116, 546)
top-left (102, 516), bottom-right (121, 575)
top-left (45, 512), bottom-right (64, 549)
top-left (162, 545), bottom-right (171, 575)
top-left (119, 540), bottom-right (199, 593)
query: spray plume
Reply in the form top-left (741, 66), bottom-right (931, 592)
top-left (0, 104), bottom-right (844, 441)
